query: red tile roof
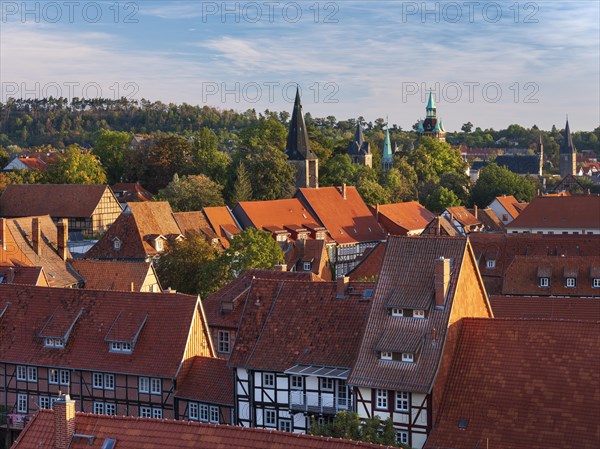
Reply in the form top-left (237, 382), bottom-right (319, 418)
top-left (69, 259), bottom-right (157, 291)
top-left (347, 242), bottom-right (385, 281)
top-left (18, 157), bottom-right (49, 171)
top-left (176, 356), bottom-right (234, 406)
top-left (14, 410), bottom-right (397, 449)
top-left (502, 255), bottom-right (600, 297)
top-left (372, 202), bottom-right (435, 235)
top-left (492, 195), bottom-right (523, 219)
top-left (297, 186), bottom-right (386, 245)
top-left (490, 295), bottom-right (600, 320)
top-left (475, 208), bottom-right (505, 232)
top-left (229, 278), bottom-right (373, 371)
top-left (507, 195), bottom-right (600, 230)
top-left (0, 184), bottom-right (116, 218)
top-left (173, 211), bottom-right (219, 241)
top-left (203, 206), bottom-right (242, 249)
top-left (349, 236), bottom-right (491, 392)
top-left (422, 216), bottom-right (460, 236)
top-left (111, 182), bottom-right (153, 203)
top-left (425, 318), bottom-right (600, 449)
top-left (0, 285), bottom-right (202, 378)
top-left (0, 265), bottom-right (46, 286)
top-left (445, 206), bottom-right (482, 227)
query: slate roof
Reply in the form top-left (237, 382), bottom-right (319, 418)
top-left (372, 202), bottom-right (435, 235)
top-left (494, 154), bottom-right (541, 175)
top-left (70, 259), bottom-right (157, 292)
top-left (228, 279), bottom-right (373, 372)
top-left (297, 187), bottom-right (386, 245)
top-left (507, 195), bottom-right (600, 230)
top-left (203, 206), bottom-right (242, 249)
top-left (425, 318), bottom-right (600, 449)
top-left (13, 410), bottom-right (396, 449)
top-left (176, 356), bottom-right (234, 406)
top-left (285, 88), bottom-right (317, 161)
top-left (349, 236), bottom-right (471, 392)
top-left (0, 184), bottom-right (114, 218)
top-left (3, 216), bottom-right (80, 287)
top-left (348, 242), bottom-right (386, 281)
top-left (490, 295), bottom-right (600, 321)
top-left (0, 285), bottom-right (201, 378)
top-left (502, 255), bottom-right (600, 297)
top-left (348, 124), bottom-right (371, 156)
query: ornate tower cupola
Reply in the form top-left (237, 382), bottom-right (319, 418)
top-left (559, 118), bottom-right (576, 178)
top-left (417, 89), bottom-right (447, 142)
top-left (347, 122), bottom-right (373, 168)
top-left (382, 126), bottom-right (394, 172)
top-left (285, 88), bottom-right (318, 189)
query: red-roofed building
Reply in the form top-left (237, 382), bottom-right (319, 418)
top-left (487, 194), bottom-right (527, 225)
top-left (441, 206), bottom-right (484, 235)
top-left (0, 285), bottom-right (215, 445)
top-left (489, 295), bottom-right (600, 320)
top-left (506, 195), bottom-right (600, 234)
top-left (203, 206), bottom-right (242, 249)
top-left (229, 277), bottom-right (374, 433)
top-left (296, 186), bottom-right (386, 277)
top-left (111, 182), bottom-right (153, 205)
top-left (348, 236), bottom-right (493, 448)
top-left (371, 202), bottom-right (435, 236)
top-left (0, 266), bottom-right (48, 286)
top-left (348, 242), bottom-right (385, 281)
top-left (425, 318), bottom-right (600, 449)
top-left (69, 259), bottom-right (162, 292)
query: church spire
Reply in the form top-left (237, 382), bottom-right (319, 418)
top-left (285, 87), bottom-right (316, 161)
top-left (426, 89), bottom-right (436, 118)
top-left (382, 125), bottom-right (393, 173)
top-left (559, 118), bottom-right (576, 177)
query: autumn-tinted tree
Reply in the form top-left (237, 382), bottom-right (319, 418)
top-left (471, 163), bottom-right (537, 207)
top-left (46, 145), bottom-right (107, 184)
top-left (143, 135), bottom-right (192, 192)
top-left (92, 129), bottom-right (131, 183)
top-left (156, 174), bottom-right (225, 212)
top-left (220, 228), bottom-right (284, 279)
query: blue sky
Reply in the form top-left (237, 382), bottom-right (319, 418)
top-left (1, 1), bottom-right (599, 131)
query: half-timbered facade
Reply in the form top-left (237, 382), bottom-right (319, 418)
top-left (0, 285), bottom-right (215, 445)
top-left (348, 236), bottom-right (493, 448)
top-left (228, 277), bottom-right (373, 433)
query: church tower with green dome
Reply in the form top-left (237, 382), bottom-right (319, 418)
top-left (416, 89), bottom-right (446, 142)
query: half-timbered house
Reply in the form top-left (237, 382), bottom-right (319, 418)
top-left (228, 277), bottom-right (373, 433)
top-left (348, 236), bottom-right (493, 448)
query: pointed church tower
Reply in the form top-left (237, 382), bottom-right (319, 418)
top-left (417, 90), bottom-right (446, 142)
top-left (348, 122), bottom-right (372, 168)
top-left (382, 126), bottom-right (393, 172)
top-left (536, 134), bottom-right (544, 177)
top-left (559, 119), bottom-right (576, 177)
top-left (285, 88), bottom-right (318, 188)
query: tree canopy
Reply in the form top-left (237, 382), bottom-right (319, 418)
top-left (156, 174), bottom-right (225, 212)
top-left (471, 163), bottom-right (537, 207)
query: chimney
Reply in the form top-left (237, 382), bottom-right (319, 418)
top-left (434, 257), bottom-right (451, 307)
top-left (342, 183), bottom-right (347, 200)
top-left (273, 264), bottom-right (287, 272)
top-left (436, 216), bottom-right (441, 236)
top-left (336, 276), bottom-right (350, 298)
top-left (32, 218), bottom-right (41, 256)
top-left (54, 393), bottom-right (76, 449)
top-left (375, 204), bottom-right (380, 220)
top-left (0, 218), bottom-right (6, 251)
top-left (57, 219), bottom-right (68, 261)
top-left (473, 205), bottom-right (478, 219)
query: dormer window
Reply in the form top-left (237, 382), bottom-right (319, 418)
top-left (381, 352), bottom-right (393, 361)
top-left (113, 238), bottom-right (121, 251)
top-left (565, 277), bottom-right (576, 288)
top-left (44, 337), bottom-right (65, 348)
top-left (316, 231), bottom-right (326, 240)
top-left (486, 260), bottom-right (496, 269)
top-left (402, 353), bottom-right (414, 363)
top-left (539, 277), bottom-right (550, 288)
top-left (276, 234), bottom-right (288, 242)
top-left (413, 310), bottom-right (425, 319)
top-left (155, 239), bottom-right (164, 252)
top-left (593, 279), bottom-right (600, 288)
top-left (303, 262), bottom-right (312, 271)
top-left (391, 308), bottom-right (403, 317)
top-left (105, 312), bottom-right (147, 355)
top-left (110, 341), bottom-right (133, 353)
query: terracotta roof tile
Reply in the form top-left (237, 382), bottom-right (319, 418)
top-left (425, 318), bottom-right (600, 449)
top-left (70, 259), bottom-right (156, 291)
top-left (111, 182), bottom-right (153, 202)
top-left (203, 206), bottom-right (242, 249)
top-left (0, 184), bottom-right (114, 218)
top-left (297, 187), bottom-right (386, 245)
top-left (173, 211), bottom-right (219, 240)
top-left (507, 195), bottom-right (600, 230)
top-left (0, 265), bottom-right (46, 285)
top-left (348, 242), bottom-right (385, 281)
top-left (445, 206), bottom-right (482, 227)
top-left (0, 285), bottom-right (200, 378)
top-left (490, 295), bottom-right (600, 320)
top-left (493, 195), bottom-right (522, 219)
top-left (372, 202), bottom-right (435, 235)
top-left (14, 410), bottom-right (397, 449)
top-left (422, 216), bottom-right (460, 236)
top-left (475, 208), bottom-right (505, 232)
top-left (18, 157), bottom-right (48, 171)
top-left (176, 356), bottom-right (234, 406)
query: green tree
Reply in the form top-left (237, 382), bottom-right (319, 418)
top-left (92, 129), bottom-right (131, 183)
top-left (461, 122), bottom-right (473, 133)
top-left (190, 127), bottom-right (231, 186)
top-left (382, 164), bottom-right (418, 203)
top-left (239, 117), bottom-right (287, 152)
top-left (46, 145), bottom-right (107, 184)
top-left (424, 186), bottom-right (461, 213)
top-left (471, 163), bottom-right (537, 207)
top-left (144, 135), bottom-right (193, 192)
top-left (356, 177), bottom-right (390, 206)
top-left (0, 145), bottom-right (10, 167)
top-left (157, 174), bottom-right (224, 212)
top-left (320, 154), bottom-right (357, 187)
top-left (156, 233), bottom-right (226, 297)
top-left (220, 228), bottom-right (284, 278)
top-left (243, 148), bottom-right (295, 200)
top-left (231, 162), bottom-right (253, 205)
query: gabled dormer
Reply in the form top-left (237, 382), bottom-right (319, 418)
top-left (376, 330), bottom-right (425, 363)
top-left (39, 308), bottom-right (83, 349)
top-left (104, 312), bottom-right (148, 354)
top-left (537, 265), bottom-right (551, 288)
top-left (564, 266), bottom-right (578, 288)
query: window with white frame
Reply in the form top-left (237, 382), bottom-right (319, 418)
top-left (402, 353), bottom-right (414, 363)
top-left (264, 409), bottom-right (276, 426)
top-left (39, 396), bottom-right (50, 409)
top-left (486, 259), bottom-right (496, 269)
top-left (140, 406), bottom-right (152, 418)
top-left (155, 239), bottom-right (164, 252)
top-left (50, 397), bottom-right (58, 408)
top-left (375, 389), bottom-right (387, 410)
top-left (539, 277), bottom-right (550, 287)
top-left (381, 352), bottom-right (393, 361)
top-left (217, 330), bottom-right (230, 353)
top-left (110, 341), bottom-right (132, 353)
top-left (60, 370), bottom-right (70, 385)
top-left (199, 404), bottom-right (209, 421)
top-left (105, 403), bottom-right (116, 415)
top-left (44, 337), bottom-right (65, 348)
top-left (263, 373), bottom-right (275, 388)
top-left (290, 375), bottom-right (303, 390)
top-left (150, 378), bottom-right (161, 395)
top-left (48, 368), bottom-right (59, 385)
top-left (391, 308), bottom-right (403, 317)
top-left (565, 277), bottom-right (576, 288)
top-left (27, 367), bottom-right (37, 382)
top-left (279, 419), bottom-right (292, 432)
top-left (93, 373), bottom-right (103, 389)
top-left (17, 394), bottom-right (28, 413)
top-left (113, 238), bottom-right (121, 251)
top-left (209, 406), bottom-right (219, 423)
top-left (593, 278), bottom-right (600, 288)
top-left (188, 403), bottom-right (199, 420)
top-left (152, 408), bottom-right (163, 419)
top-left (93, 402), bottom-right (104, 414)
top-left (303, 262), bottom-right (312, 271)
top-left (395, 391), bottom-right (409, 412)
top-left (139, 377), bottom-right (149, 393)
top-left (320, 378), bottom-right (334, 391)
top-left (396, 430), bottom-right (409, 444)
top-left (104, 374), bottom-right (115, 390)
top-left (16, 366), bottom-right (26, 381)
top-left (413, 309), bottom-right (425, 319)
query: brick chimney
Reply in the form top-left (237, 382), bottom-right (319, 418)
top-left (473, 205), bottom-right (478, 219)
top-left (336, 276), bottom-right (349, 298)
top-left (57, 219), bottom-right (68, 261)
top-left (436, 216), bottom-right (441, 236)
top-left (375, 204), bottom-right (380, 220)
top-left (54, 393), bottom-right (76, 449)
top-left (32, 218), bottom-right (41, 256)
top-left (0, 218), bottom-right (6, 251)
top-left (273, 264), bottom-right (287, 272)
top-left (434, 257), bottom-right (451, 307)
top-left (342, 183), bottom-right (347, 200)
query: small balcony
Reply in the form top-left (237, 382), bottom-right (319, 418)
top-left (289, 391), bottom-right (351, 415)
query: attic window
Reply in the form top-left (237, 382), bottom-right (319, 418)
top-left (391, 308), bottom-right (403, 317)
top-left (155, 239), bottom-right (164, 252)
top-left (110, 342), bottom-right (133, 353)
top-left (458, 418), bottom-right (469, 430)
top-left (486, 259), bottom-right (496, 269)
top-left (565, 277), bottom-right (576, 288)
top-left (381, 352), bottom-right (393, 361)
top-left (539, 277), bottom-right (550, 288)
top-left (44, 337), bottom-right (65, 348)
top-left (401, 353), bottom-right (414, 363)
top-left (413, 309), bottom-right (425, 319)
top-left (113, 238), bottom-right (121, 251)
top-left (303, 262), bottom-right (312, 271)
top-left (593, 279), bottom-right (600, 288)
